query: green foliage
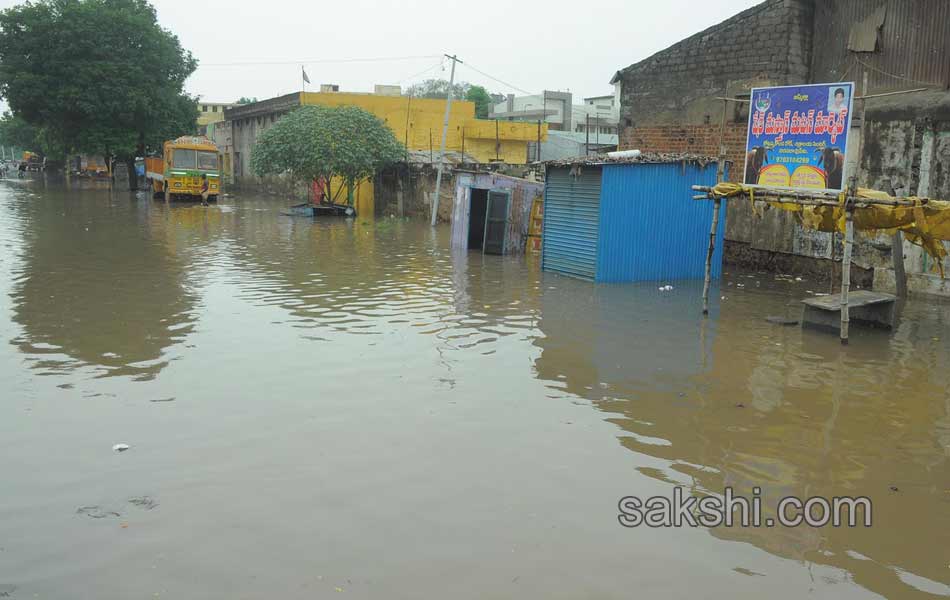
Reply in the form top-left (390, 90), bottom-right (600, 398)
top-left (0, 111), bottom-right (39, 151)
top-left (236, 97), bottom-right (258, 105)
top-left (0, 0), bottom-right (197, 166)
top-left (407, 80), bottom-right (496, 119)
top-left (250, 105), bottom-right (404, 204)
top-left (406, 79), bottom-right (470, 100)
top-left (464, 85), bottom-right (493, 119)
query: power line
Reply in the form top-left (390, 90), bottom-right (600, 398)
top-left (199, 54), bottom-right (441, 68)
top-left (396, 59), bottom-right (445, 85)
top-left (460, 61), bottom-right (533, 95)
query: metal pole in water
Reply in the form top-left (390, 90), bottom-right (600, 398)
top-left (430, 54), bottom-right (461, 227)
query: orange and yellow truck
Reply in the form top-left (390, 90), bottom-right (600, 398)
top-left (145, 135), bottom-right (222, 202)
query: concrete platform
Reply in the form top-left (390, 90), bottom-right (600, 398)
top-left (801, 290), bottom-right (897, 331)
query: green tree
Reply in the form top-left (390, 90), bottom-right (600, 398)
top-left (0, 0), bottom-right (198, 188)
top-left (251, 105), bottom-right (404, 206)
top-left (406, 79), bottom-right (470, 100)
top-left (0, 111), bottom-right (39, 153)
top-left (464, 85), bottom-right (493, 119)
top-left (236, 97), bottom-right (258, 105)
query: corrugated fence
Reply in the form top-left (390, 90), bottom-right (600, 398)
top-left (811, 0), bottom-right (950, 93)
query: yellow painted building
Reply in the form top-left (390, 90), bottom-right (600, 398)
top-left (299, 92), bottom-right (546, 164)
top-left (224, 91), bottom-right (547, 217)
top-left (198, 101), bottom-right (237, 127)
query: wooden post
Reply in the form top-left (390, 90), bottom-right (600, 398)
top-left (702, 199), bottom-right (722, 315)
top-left (840, 185), bottom-right (854, 344)
top-left (495, 120), bottom-right (499, 161)
top-left (702, 99), bottom-right (728, 316)
top-left (838, 73), bottom-right (868, 343)
top-left (892, 231), bottom-right (907, 297)
top-left (537, 119), bottom-right (542, 162)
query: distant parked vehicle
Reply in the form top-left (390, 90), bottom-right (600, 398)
top-left (145, 135), bottom-right (222, 202)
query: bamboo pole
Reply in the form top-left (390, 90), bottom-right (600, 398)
top-left (840, 199), bottom-right (854, 344)
top-left (690, 185), bottom-right (925, 208)
top-left (839, 73), bottom-right (867, 344)
top-left (892, 231), bottom-right (907, 298)
top-left (702, 98), bottom-right (728, 316)
top-left (702, 201), bottom-right (721, 316)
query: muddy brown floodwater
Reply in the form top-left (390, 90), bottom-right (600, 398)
top-left (0, 180), bottom-right (948, 599)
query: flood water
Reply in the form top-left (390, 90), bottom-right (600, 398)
top-left (0, 179), bottom-right (948, 599)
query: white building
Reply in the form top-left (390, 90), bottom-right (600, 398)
top-left (490, 91), bottom-right (573, 131)
top-left (490, 82), bottom-right (621, 138)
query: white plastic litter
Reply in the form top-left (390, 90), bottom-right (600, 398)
top-left (112, 443), bottom-right (130, 452)
top-left (606, 149), bottom-right (641, 159)
top-left (657, 285), bottom-right (674, 291)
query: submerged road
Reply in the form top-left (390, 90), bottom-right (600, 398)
top-left (0, 179), bottom-right (947, 599)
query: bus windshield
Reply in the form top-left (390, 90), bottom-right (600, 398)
top-left (172, 149), bottom-right (196, 169)
top-left (197, 151), bottom-right (218, 171)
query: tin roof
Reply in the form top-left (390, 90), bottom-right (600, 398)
top-left (544, 151), bottom-right (720, 168)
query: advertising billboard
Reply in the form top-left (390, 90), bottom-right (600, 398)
top-left (744, 82), bottom-right (855, 192)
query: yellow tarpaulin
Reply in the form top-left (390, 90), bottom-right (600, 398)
top-left (706, 182), bottom-right (950, 275)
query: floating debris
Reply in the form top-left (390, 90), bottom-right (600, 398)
top-left (128, 496), bottom-right (158, 510)
top-left (112, 443), bottom-right (130, 452)
top-left (765, 316), bottom-right (799, 326)
top-left (77, 506), bottom-right (120, 519)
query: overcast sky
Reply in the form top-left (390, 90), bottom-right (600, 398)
top-left (2, 0), bottom-right (761, 104)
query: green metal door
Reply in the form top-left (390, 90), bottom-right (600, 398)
top-left (483, 191), bottom-right (509, 255)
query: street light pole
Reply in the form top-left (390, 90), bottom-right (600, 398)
top-left (430, 53), bottom-right (462, 227)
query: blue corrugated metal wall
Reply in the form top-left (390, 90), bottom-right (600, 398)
top-left (542, 166), bottom-right (602, 280)
top-left (596, 163), bottom-right (725, 283)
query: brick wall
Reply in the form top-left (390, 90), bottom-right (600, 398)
top-left (621, 124), bottom-right (748, 181)
top-left (617, 0), bottom-right (814, 129)
top-left (616, 0), bottom-right (815, 178)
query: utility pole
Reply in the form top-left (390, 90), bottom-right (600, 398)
top-left (586, 113), bottom-right (590, 155)
top-left (430, 53), bottom-right (462, 227)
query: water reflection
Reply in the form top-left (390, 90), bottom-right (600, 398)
top-left (532, 275), bottom-right (950, 598)
top-left (1, 181), bottom-right (947, 599)
top-left (7, 183), bottom-right (197, 380)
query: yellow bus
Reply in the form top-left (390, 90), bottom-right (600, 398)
top-left (146, 135), bottom-right (222, 202)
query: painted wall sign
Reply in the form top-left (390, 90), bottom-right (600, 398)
top-left (744, 82), bottom-right (855, 192)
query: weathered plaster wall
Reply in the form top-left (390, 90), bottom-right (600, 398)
top-left (614, 0), bottom-right (950, 295)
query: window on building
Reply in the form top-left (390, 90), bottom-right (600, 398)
top-left (201, 105), bottom-right (208, 112)
top-left (212, 105), bottom-right (218, 113)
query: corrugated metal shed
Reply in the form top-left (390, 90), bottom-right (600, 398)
top-left (542, 166), bottom-right (602, 279)
top-left (597, 163), bottom-right (724, 282)
top-left (542, 160), bottom-right (725, 283)
top-left (812, 0), bottom-right (950, 93)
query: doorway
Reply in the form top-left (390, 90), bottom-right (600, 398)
top-left (468, 188), bottom-right (488, 249)
top-left (483, 191), bottom-right (509, 254)
top-left (466, 188), bottom-right (510, 254)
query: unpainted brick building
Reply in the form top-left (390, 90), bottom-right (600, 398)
top-left (614, 0), bottom-right (950, 294)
